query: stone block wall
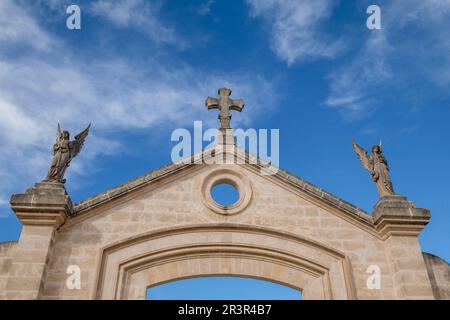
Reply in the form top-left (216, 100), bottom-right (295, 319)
top-left (423, 252), bottom-right (450, 300)
top-left (34, 164), bottom-right (432, 299)
top-left (0, 156), bottom-right (440, 300)
top-left (0, 241), bottom-right (17, 297)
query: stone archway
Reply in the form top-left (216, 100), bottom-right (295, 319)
top-left (95, 224), bottom-right (356, 300)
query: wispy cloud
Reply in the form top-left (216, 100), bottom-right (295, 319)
top-left (0, 197), bottom-right (10, 218)
top-left (325, 32), bottom-right (392, 120)
top-left (0, 0), bottom-right (54, 50)
top-left (246, 0), bottom-right (344, 64)
top-left (35, 0), bottom-right (72, 11)
top-left (325, 0), bottom-right (450, 120)
top-left (197, 0), bottom-right (215, 16)
top-left (90, 0), bottom-right (185, 48)
top-left (0, 0), bottom-right (278, 217)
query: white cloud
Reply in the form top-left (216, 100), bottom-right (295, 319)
top-left (0, 1), bottom-right (278, 217)
top-left (90, 0), bottom-right (185, 47)
top-left (0, 99), bottom-right (44, 146)
top-left (325, 32), bottom-right (392, 120)
top-left (0, 0), bottom-right (54, 50)
top-left (325, 0), bottom-right (450, 119)
top-left (90, 0), bottom-right (144, 26)
top-left (35, 0), bottom-right (71, 11)
top-left (0, 197), bottom-right (10, 218)
top-left (197, 0), bottom-right (215, 15)
top-left (246, 0), bottom-right (343, 64)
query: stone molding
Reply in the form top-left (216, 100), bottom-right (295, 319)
top-left (373, 195), bottom-right (431, 239)
top-left (94, 223), bottom-right (356, 300)
top-left (200, 167), bottom-right (253, 215)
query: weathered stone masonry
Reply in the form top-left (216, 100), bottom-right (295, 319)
top-left (0, 144), bottom-right (448, 300)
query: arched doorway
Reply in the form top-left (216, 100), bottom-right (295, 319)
top-left (95, 224), bottom-right (355, 300)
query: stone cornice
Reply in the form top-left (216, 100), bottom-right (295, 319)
top-left (373, 195), bottom-right (431, 239)
top-left (73, 161), bottom-right (190, 215)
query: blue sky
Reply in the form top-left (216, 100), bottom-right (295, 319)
top-left (0, 0), bottom-right (450, 299)
top-left (146, 276), bottom-right (301, 300)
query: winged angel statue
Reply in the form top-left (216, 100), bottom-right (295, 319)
top-left (44, 123), bottom-right (91, 183)
top-left (352, 140), bottom-right (395, 198)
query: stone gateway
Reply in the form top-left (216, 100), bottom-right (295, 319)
top-left (0, 89), bottom-right (449, 300)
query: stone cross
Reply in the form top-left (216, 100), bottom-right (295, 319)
top-left (205, 87), bottom-right (244, 130)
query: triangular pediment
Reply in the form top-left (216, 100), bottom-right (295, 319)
top-left (72, 145), bottom-right (373, 228)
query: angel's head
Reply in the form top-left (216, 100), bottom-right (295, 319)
top-left (62, 131), bottom-right (70, 140)
top-left (372, 145), bottom-right (381, 154)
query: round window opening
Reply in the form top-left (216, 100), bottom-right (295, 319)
top-left (210, 183), bottom-right (240, 207)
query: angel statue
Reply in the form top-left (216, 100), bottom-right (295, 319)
top-left (44, 123), bottom-right (91, 184)
top-left (352, 139), bottom-right (395, 198)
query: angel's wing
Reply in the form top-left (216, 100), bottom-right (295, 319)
top-left (69, 123), bottom-right (91, 160)
top-left (352, 139), bottom-right (373, 173)
top-left (56, 123), bottom-right (62, 143)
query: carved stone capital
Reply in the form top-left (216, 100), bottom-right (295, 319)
top-left (373, 195), bottom-right (430, 238)
top-left (10, 182), bottom-right (73, 227)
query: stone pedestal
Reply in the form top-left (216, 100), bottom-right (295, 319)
top-left (11, 182), bottom-right (73, 225)
top-left (373, 195), bottom-right (434, 299)
top-left (4, 182), bottom-right (72, 299)
top-left (373, 195), bottom-right (430, 233)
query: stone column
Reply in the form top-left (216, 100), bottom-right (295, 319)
top-left (4, 182), bottom-right (71, 299)
top-left (373, 195), bottom-right (434, 299)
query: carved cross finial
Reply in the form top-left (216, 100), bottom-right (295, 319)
top-left (205, 87), bottom-right (245, 129)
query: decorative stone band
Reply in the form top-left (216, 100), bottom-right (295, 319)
top-left (10, 182), bottom-right (72, 227)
